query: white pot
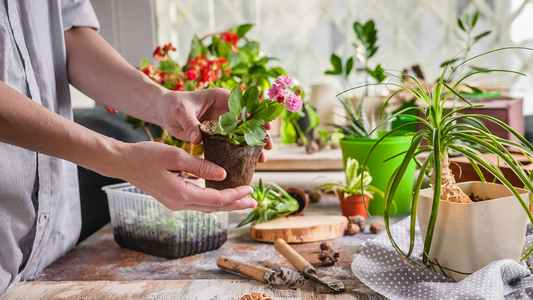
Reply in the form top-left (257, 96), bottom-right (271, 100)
top-left (417, 181), bottom-right (530, 282)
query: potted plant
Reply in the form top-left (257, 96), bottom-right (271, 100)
top-left (200, 75), bottom-right (303, 190)
top-left (341, 46), bottom-right (533, 281)
top-left (314, 157), bottom-right (383, 219)
top-left (237, 179), bottom-right (308, 227)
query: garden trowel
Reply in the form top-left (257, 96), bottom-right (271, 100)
top-left (217, 256), bottom-right (305, 289)
top-left (273, 238), bottom-right (345, 293)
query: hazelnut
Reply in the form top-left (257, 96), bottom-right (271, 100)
top-left (306, 140), bottom-right (320, 154)
top-left (348, 215), bottom-right (366, 232)
top-left (320, 241), bottom-right (332, 251)
top-left (308, 189), bottom-right (323, 203)
top-left (346, 223), bottom-right (360, 235)
top-left (370, 223), bottom-right (381, 234)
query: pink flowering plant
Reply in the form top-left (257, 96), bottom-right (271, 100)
top-left (218, 75), bottom-right (303, 146)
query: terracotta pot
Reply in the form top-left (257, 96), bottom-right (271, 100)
top-left (338, 194), bottom-right (371, 219)
top-left (199, 120), bottom-right (268, 190)
top-left (284, 186), bottom-right (308, 216)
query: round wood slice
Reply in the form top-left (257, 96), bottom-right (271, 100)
top-left (250, 215), bottom-right (348, 243)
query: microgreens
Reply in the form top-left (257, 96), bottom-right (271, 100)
top-left (218, 76), bottom-right (303, 146)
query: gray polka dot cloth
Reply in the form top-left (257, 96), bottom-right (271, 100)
top-left (352, 217), bottom-right (533, 299)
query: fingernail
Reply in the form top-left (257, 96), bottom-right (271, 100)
top-left (212, 167), bottom-right (226, 180)
top-left (191, 131), bottom-right (200, 143)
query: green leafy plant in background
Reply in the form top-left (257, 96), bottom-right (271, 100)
top-left (338, 46), bottom-right (533, 267)
top-left (315, 157), bottom-right (383, 199)
top-left (441, 10), bottom-right (500, 101)
top-left (238, 179), bottom-right (299, 227)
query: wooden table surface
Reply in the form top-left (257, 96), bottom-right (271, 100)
top-left (3, 195), bottom-right (391, 300)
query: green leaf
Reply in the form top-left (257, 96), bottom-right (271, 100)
top-left (317, 129), bottom-right (328, 141)
top-left (471, 11), bottom-right (479, 27)
top-left (244, 123), bottom-right (266, 146)
top-left (325, 70), bottom-right (342, 75)
top-left (241, 106), bottom-right (248, 123)
top-left (457, 18), bottom-right (466, 32)
top-left (473, 30), bottom-right (491, 43)
top-left (280, 117), bottom-right (297, 144)
top-left (231, 23), bottom-right (254, 38)
top-left (305, 105), bottom-right (320, 130)
top-left (243, 86), bottom-right (260, 113)
top-left (440, 58), bottom-right (460, 68)
top-left (217, 120), bottom-right (226, 135)
top-left (125, 115), bottom-right (144, 129)
top-left (264, 103), bottom-right (285, 123)
top-left (219, 112), bottom-right (240, 134)
top-left (464, 84), bottom-right (483, 94)
top-left (140, 59), bottom-right (150, 69)
top-left (330, 54), bottom-right (342, 74)
top-left (188, 35), bottom-right (209, 60)
top-left (269, 67), bottom-right (287, 77)
top-left (228, 85), bottom-right (243, 119)
top-left (345, 57), bottom-right (354, 77)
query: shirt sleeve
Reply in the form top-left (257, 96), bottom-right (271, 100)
top-left (61, 0), bottom-right (100, 31)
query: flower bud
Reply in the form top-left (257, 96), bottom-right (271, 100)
top-left (295, 88), bottom-right (302, 96)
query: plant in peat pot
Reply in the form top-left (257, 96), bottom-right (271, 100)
top-left (237, 179), bottom-right (308, 227)
top-left (199, 76), bottom-right (303, 190)
top-left (340, 46), bottom-right (533, 281)
top-left (314, 157), bottom-right (383, 220)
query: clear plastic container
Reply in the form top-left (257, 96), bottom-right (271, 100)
top-left (102, 183), bottom-right (228, 259)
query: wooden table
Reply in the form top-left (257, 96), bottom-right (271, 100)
top-left (2, 195), bottom-right (391, 300)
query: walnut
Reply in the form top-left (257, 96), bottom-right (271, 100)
top-left (345, 223), bottom-right (360, 235)
top-left (348, 215), bottom-right (366, 232)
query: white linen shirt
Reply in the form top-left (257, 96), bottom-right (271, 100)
top-left (0, 0), bottom-right (99, 293)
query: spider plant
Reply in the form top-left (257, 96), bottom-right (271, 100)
top-left (237, 179), bottom-right (299, 227)
top-left (338, 46), bottom-right (533, 268)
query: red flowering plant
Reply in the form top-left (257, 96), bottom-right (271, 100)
top-left (106, 24), bottom-right (292, 153)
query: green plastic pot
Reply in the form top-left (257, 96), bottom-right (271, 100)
top-left (339, 132), bottom-right (415, 215)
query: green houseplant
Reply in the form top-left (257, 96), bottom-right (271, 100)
top-left (200, 75), bottom-right (302, 190)
top-left (341, 46), bottom-right (533, 281)
top-left (315, 157), bottom-right (383, 219)
top-left (237, 179), bottom-right (307, 227)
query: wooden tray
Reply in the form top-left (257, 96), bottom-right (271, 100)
top-left (250, 215), bottom-right (348, 243)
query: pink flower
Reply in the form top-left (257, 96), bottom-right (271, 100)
top-left (285, 94), bottom-right (302, 112)
top-left (267, 83), bottom-right (285, 100)
top-left (275, 75), bottom-right (294, 89)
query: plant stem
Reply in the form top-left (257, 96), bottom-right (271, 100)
top-left (430, 153), bottom-right (473, 203)
top-left (142, 124), bottom-right (154, 141)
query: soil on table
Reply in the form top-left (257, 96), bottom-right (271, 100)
top-left (113, 226), bottom-right (227, 259)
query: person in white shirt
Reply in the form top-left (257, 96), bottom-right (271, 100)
top-left (0, 0), bottom-right (269, 293)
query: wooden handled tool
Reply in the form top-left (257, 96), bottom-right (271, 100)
top-left (217, 256), bottom-right (271, 283)
top-left (217, 256), bottom-right (305, 289)
top-left (274, 239), bottom-right (345, 293)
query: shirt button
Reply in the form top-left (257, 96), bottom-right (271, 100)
top-left (38, 214), bottom-right (46, 224)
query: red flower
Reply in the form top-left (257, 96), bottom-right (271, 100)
top-left (185, 69), bottom-right (198, 81)
top-left (160, 71), bottom-right (175, 83)
top-left (105, 106), bottom-right (118, 115)
top-left (219, 57), bottom-right (228, 65)
top-left (153, 46), bottom-right (168, 61)
top-left (140, 65), bottom-right (155, 77)
top-left (220, 32), bottom-right (239, 54)
top-left (276, 94), bottom-right (286, 104)
top-left (163, 43), bottom-right (176, 52)
top-left (173, 77), bottom-right (185, 91)
top-left (152, 70), bottom-right (163, 83)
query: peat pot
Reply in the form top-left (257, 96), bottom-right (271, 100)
top-left (200, 120), bottom-right (268, 190)
top-left (417, 181), bottom-right (530, 282)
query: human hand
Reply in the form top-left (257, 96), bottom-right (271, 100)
top-left (156, 88), bottom-right (273, 163)
top-left (114, 141), bottom-right (257, 212)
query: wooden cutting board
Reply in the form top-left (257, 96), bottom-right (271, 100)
top-left (250, 215), bottom-right (348, 243)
